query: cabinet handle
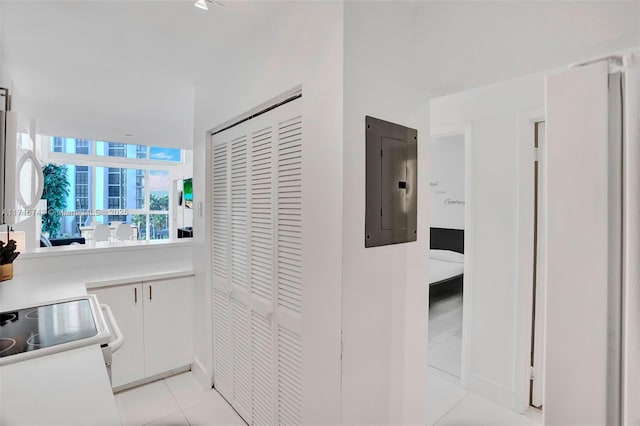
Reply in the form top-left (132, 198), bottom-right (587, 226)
top-left (134, 287), bottom-right (137, 304)
top-left (149, 285), bottom-right (152, 301)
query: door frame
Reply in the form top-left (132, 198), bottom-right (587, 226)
top-left (430, 122), bottom-right (473, 387)
top-left (514, 107), bottom-right (545, 413)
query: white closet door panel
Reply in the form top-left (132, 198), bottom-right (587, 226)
top-left (211, 96), bottom-right (303, 426)
top-left (277, 325), bottom-right (303, 426)
top-left (231, 135), bottom-right (249, 293)
top-left (213, 289), bottom-right (233, 400)
top-left (251, 312), bottom-right (275, 426)
top-left (250, 125), bottom-right (274, 304)
top-left (231, 298), bottom-right (252, 422)
top-left (213, 140), bottom-right (229, 282)
top-left (276, 116), bottom-right (303, 315)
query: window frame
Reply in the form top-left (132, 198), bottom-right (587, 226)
top-left (42, 138), bottom-right (185, 241)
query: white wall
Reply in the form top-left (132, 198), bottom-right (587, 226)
top-left (342, 3), bottom-right (430, 424)
top-left (191, 3), bottom-right (343, 424)
top-left (0, 0), bottom-right (7, 90)
top-left (431, 71), bottom-right (546, 409)
top-left (414, 1), bottom-right (640, 98)
top-left (343, 1), bottom-right (640, 422)
top-left (430, 134), bottom-right (465, 230)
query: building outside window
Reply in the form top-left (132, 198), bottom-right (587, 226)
top-left (48, 138), bottom-right (184, 240)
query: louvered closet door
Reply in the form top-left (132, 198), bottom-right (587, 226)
top-left (211, 97), bottom-right (303, 426)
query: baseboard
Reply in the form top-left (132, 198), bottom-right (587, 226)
top-left (191, 356), bottom-right (212, 391)
top-left (112, 365), bottom-right (191, 394)
top-left (467, 373), bottom-right (516, 411)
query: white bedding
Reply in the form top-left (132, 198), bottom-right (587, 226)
top-left (429, 257), bottom-right (464, 284)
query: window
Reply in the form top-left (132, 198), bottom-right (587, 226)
top-left (52, 137), bottom-right (63, 153)
top-left (150, 146), bottom-right (181, 162)
top-left (108, 143), bottom-right (126, 158)
top-left (46, 136), bottom-right (188, 241)
top-left (75, 139), bottom-right (90, 155)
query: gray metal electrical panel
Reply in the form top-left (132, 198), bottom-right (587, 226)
top-left (365, 116), bottom-right (417, 248)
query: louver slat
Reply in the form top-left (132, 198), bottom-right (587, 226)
top-left (277, 118), bottom-right (303, 314)
top-left (250, 127), bottom-right (273, 302)
top-left (251, 312), bottom-right (275, 425)
top-left (213, 143), bottom-right (229, 279)
top-left (278, 326), bottom-right (303, 426)
top-left (213, 290), bottom-right (232, 400)
top-left (231, 299), bottom-right (252, 421)
top-left (231, 136), bottom-right (249, 292)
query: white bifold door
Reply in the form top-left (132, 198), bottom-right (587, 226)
top-left (211, 97), bottom-right (303, 426)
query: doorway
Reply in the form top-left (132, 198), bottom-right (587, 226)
top-left (428, 131), bottom-right (467, 383)
top-left (529, 121), bottom-right (545, 409)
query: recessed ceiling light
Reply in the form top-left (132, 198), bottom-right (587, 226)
top-left (194, 0), bottom-right (208, 10)
top-left (194, 0), bottom-right (224, 11)
top-left (125, 134), bottom-right (134, 137)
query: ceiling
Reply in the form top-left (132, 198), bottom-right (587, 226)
top-left (0, 0), bottom-right (291, 149)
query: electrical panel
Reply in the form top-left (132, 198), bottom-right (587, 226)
top-left (365, 116), bottom-right (417, 248)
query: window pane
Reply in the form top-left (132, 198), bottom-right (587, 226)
top-left (131, 214), bottom-right (147, 240)
top-left (45, 164), bottom-right (93, 238)
top-left (136, 170), bottom-right (145, 209)
top-left (96, 141), bottom-right (148, 159)
top-left (96, 167), bottom-right (145, 215)
top-left (75, 139), bottom-right (90, 155)
top-left (150, 146), bottom-right (181, 162)
top-left (149, 170), bottom-right (169, 211)
top-left (50, 137), bottom-right (63, 153)
top-left (149, 214), bottom-right (169, 240)
top-left (49, 137), bottom-right (92, 154)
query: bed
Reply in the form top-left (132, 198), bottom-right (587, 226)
top-left (429, 227), bottom-right (464, 288)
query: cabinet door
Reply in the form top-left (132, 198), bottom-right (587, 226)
top-left (143, 277), bottom-right (194, 377)
top-left (90, 284), bottom-right (145, 388)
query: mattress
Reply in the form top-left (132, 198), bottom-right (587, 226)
top-left (429, 258), bottom-right (464, 285)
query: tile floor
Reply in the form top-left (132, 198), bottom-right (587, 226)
top-left (115, 371), bottom-right (246, 426)
top-left (116, 292), bottom-right (540, 426)
top-left (427, 286), bottom-right (542, 426)
top-left (428, 287), bottom-right (463, 379)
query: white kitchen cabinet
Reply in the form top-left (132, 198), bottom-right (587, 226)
top-left (143, 277), bottom-right (194, 377)
top-left (89, 275), bottom-right (194, 388)
top-left (89, 283), bottom-right (145, 388)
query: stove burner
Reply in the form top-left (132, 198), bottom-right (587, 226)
top-left (25, 310), bottom-right (39, 320)
top-left (0, 338), bottom-right (16, 354)
top-left (26, 333), bottom-right (41, 347)
top-left (0, 312), bottom-right (17, 326)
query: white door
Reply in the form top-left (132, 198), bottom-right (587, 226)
top-left (143, 277), bottom-right (194, 377)
top-left (211, 97), bottom-right (303, 425)
top-left (89, 284), bottom-right (145, 388)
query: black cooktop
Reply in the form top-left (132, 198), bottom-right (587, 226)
top-left (0, 300), bottom-right (98, 359)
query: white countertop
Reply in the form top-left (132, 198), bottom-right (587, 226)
top-left (0, 278), bottom-right (121, 425)
top-left (19, 238), bottom-right (193, 261)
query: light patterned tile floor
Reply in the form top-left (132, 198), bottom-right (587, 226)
top-left (115, 372), bottom-right (245, 426)
top-left (428, 288), bottom-right (542, 426)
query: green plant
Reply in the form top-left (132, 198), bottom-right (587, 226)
top-left (41, 163), bottom-right (70, 238)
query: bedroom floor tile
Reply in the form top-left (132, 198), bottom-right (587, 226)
top-left (429, 293), bottom-right (463, 319)
top-left (439, 334), bottom-right (462, 351)
top-left (427, 369), bottom-right (468, 426)
top-left (429, 318), bottom-right (459, 343)
top-left (435, 305), bottom-right (463, 324)
top-left (429, 343), bottom-right (462, 378)
top-left (436, 393), bottom-right (539, 425)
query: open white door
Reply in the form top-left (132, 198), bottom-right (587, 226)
top-left (622, 53), bottom-right (640, 426)
top-left (543, 58), bottom-right (623, 426)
